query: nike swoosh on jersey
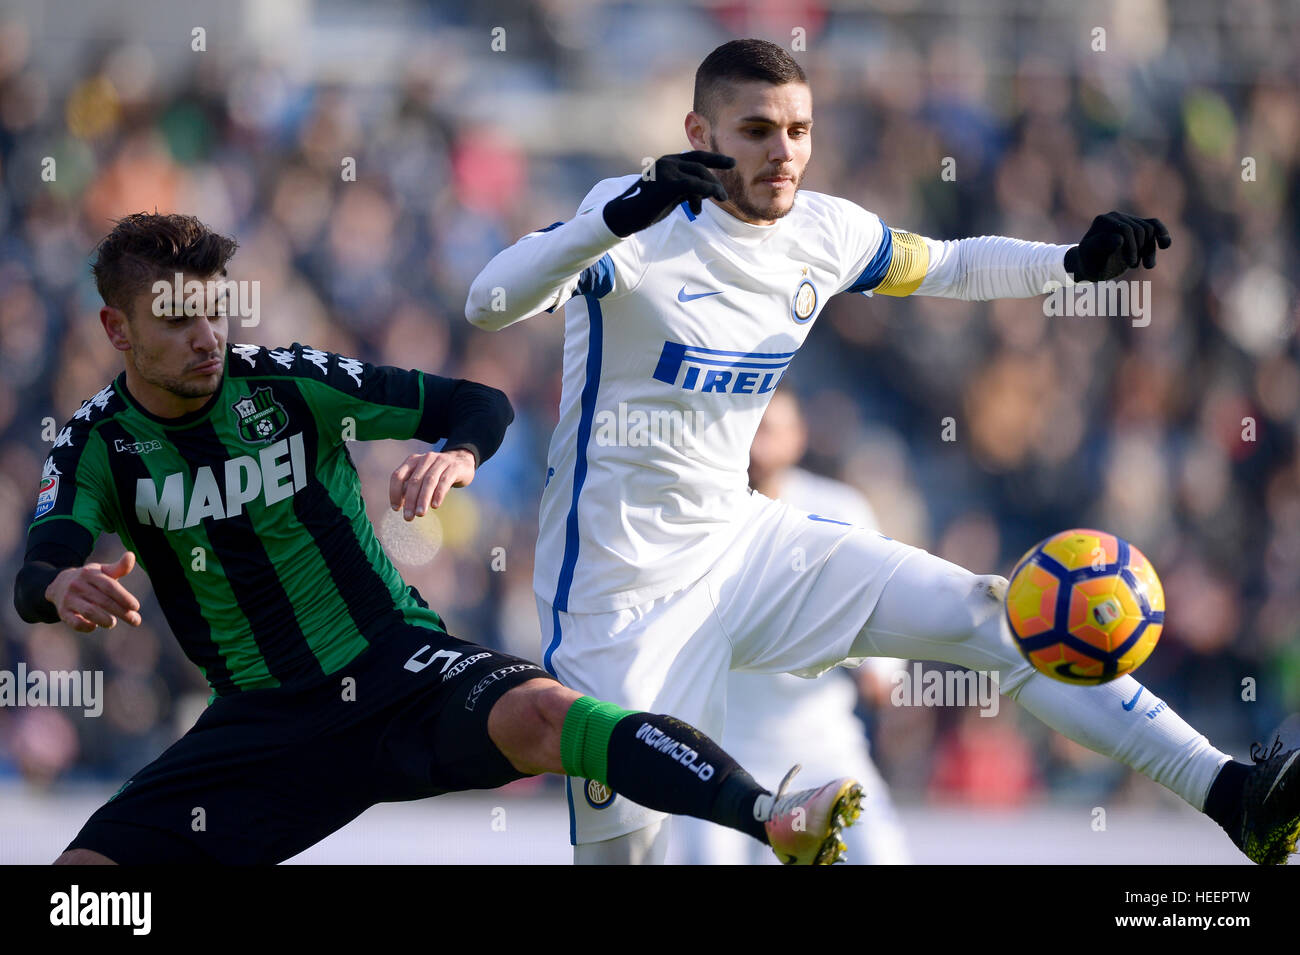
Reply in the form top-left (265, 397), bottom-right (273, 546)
top-left (677, 286), bottom-right (723, 303)
top-left (1264, 749), bottom-right (1300, 804)
top-left (1122, 687), bottom-right (1143, 711)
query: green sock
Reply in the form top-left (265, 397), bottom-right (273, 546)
top-left (560, 696), bottom-right (637, 783)
top-left (559, 699), bottom-right (772, 845)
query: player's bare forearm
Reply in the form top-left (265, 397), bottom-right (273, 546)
top-left (389, 448), bottom-right (476, 519)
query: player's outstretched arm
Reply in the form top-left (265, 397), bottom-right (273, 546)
top-left (869, 211), bottom-right (1172, 302)
top-left (464, 151), bottom-right (733, 331)
top-left (278, 344), bottom-right (513, 466)
top-left (16, 551), bottom-right (142, 631)
top-left (464, 205), bottom-right (622, 331)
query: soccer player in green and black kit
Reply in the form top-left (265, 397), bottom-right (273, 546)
top-left (13, 213), bottom-right (862, 865)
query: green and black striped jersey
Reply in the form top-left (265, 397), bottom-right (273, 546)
top-left (20, 342), bottom-right (512, 697)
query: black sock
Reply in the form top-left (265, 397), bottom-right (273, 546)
top-left (605, 713), bottom-right (771, 844)
top-left (1204, 760), bottom-right (1251, 830)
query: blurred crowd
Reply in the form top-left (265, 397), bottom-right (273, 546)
top-left (0, 0), bottom-right (1296, 816)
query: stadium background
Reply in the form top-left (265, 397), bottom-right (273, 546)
top-left (0, 0), bottom-right (1295, 863)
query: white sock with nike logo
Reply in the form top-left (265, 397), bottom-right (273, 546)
top-left (852, 547), bottom-right (1232, 811)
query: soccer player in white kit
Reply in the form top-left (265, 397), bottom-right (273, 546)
top-left (466, 38), bottom-right (1300, 865)
top-left (672, 389), bottom-right (909, 865)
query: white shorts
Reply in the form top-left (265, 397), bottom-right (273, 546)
top-left (536, 491), bottom-right (918, 845)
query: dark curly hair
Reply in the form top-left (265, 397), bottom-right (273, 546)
top-left (91, 213), bottom-right (239, 315)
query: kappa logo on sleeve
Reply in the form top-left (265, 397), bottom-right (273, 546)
top-left (301, 347), bottom-right (330, 375)
top-left (232, 343), bottom-right (261, 367)
top-left (72, 384), bottom-right (115, 423)
top-left (34, 474), bottom-right (59, 519)
top-left (463, 663), bottom-right (544, 711)
top-left (337, 356), bottom-right (364, 387)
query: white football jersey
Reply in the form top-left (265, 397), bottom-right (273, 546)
top-left (527, 179), bottom-right (904, 613)
top-left (534, 178), bottom-right (897, 612)
top-left (468, 175), bottom-right (1071, 613)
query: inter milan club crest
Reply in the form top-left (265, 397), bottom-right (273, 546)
top-left (232, 386), bottom-right (288, 444)
top-left (792, 278), bottom-right (817, 324)
top-left (585, 778), bottom-right (615, 809)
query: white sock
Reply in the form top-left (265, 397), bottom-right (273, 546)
top-left (851, 548), bottom-right (1231, 809)
top-left (1006, 666), bottom-right (1230, 810)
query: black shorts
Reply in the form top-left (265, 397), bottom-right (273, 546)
top-left (67, 623), bottom-right (553, 864)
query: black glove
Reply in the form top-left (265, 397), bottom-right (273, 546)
top-left (602, 151), bottom-right (734, 238)
top-left (1064, 212), bottom-right (1172, 282)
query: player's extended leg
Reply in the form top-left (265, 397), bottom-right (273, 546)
top-left (849, 547), bottom-right (1300, 863)
top-left (487, 679), bottom-right (863, 864)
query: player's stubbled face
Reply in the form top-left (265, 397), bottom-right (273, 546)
top-left (702, 81), bottom-right (811, 225)
top-left (125, 278), bottom-right (228, 400)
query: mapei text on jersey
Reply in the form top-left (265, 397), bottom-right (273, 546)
top-left (134, 432), bottom-right (307, 529)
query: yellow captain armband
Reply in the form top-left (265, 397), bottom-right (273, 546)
top-left (873, 229), bottom-right (931, 297)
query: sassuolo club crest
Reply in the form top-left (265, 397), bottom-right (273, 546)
top-left (232, 386), bottom-right (288, 444)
